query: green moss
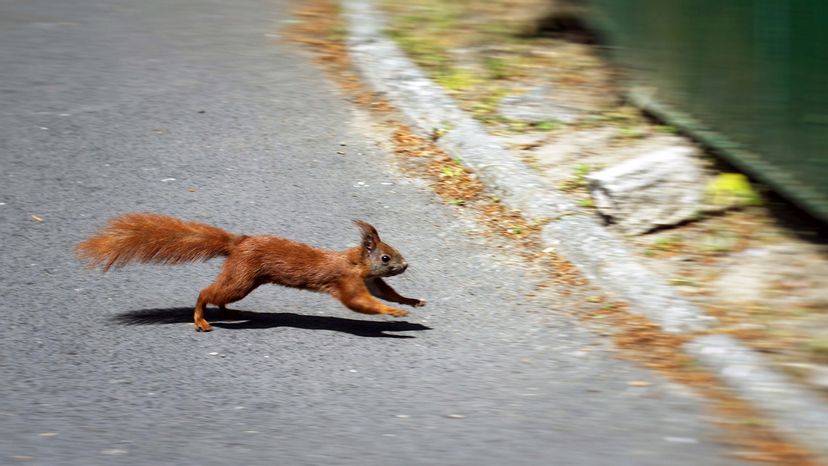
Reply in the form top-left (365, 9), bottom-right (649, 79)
top-left (387, 31), bottom-right (450, 70)
top-left (559, 164), bottom-right (595, 192)
top-left (483, 57), bottom-right (510, 80)
top-left (618, 126), bottom-right (647, 139)
top-left (435, 68), bottom-right (482, 92)
top-left (806, 337), bottom-right (828, 358)
top-left (579, 198), bottom-right (595, 208)
top-left (440, 165), bottom-right (463, 178)
top-left (533, 120), bottom-right (561, 131)
top-left (653, 235), bottom-right (684, 250)
top-left (573, 163), bottom-right (592, 177)
top-left (704, 173), bottom-right (763, 207)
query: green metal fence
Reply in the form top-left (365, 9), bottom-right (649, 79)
top-left (588, 0), bottom-right (828, 221)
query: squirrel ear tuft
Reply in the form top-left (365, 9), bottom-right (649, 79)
top-left (353, 220), bottom-right (380, 251)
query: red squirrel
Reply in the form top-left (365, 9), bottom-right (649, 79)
top-left (76, 213), bottom-right (425, 332)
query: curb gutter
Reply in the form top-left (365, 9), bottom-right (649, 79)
top-left (342, 0), bottom-right (828, 458)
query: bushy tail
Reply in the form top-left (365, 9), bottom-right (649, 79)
top-left (76, 213), bottom-right (243, 272)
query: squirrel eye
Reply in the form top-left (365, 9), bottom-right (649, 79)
top-left (381, 255), bottom-right (391, 263)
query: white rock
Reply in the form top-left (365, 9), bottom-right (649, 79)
top-left (587, 146), bottom-right (704, 234)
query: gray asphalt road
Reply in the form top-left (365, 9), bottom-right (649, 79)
top-left (0, 0), bottom-right (741, 464)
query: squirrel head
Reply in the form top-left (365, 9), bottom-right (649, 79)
top-left (353, 220), bottom-right (408, 278)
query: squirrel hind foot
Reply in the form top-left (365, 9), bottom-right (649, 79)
top-left (194, 320), bottom-right (213, 332)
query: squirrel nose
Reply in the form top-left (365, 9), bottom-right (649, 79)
top-left (400, 262), bottom-right (408, 272)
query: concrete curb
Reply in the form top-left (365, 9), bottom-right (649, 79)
top-left (686, 335), bottom-right (828, 455)
top-left (342, 0), bottom-right (828, 458)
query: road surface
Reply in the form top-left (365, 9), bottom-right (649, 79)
top-left (0, 0), bottom-right (741, 464)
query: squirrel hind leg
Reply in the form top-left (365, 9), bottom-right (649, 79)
top-left (193, 277), bottom-right (258, 332)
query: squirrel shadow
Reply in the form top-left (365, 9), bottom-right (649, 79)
top-left (111, 307), bottom-right (431, 339)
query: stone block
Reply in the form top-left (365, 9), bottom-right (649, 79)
top-left (586, 146), bottom-right (704, 234)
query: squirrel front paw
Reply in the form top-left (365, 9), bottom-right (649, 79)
top-left (404, 298), bottom-right (427, 308)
